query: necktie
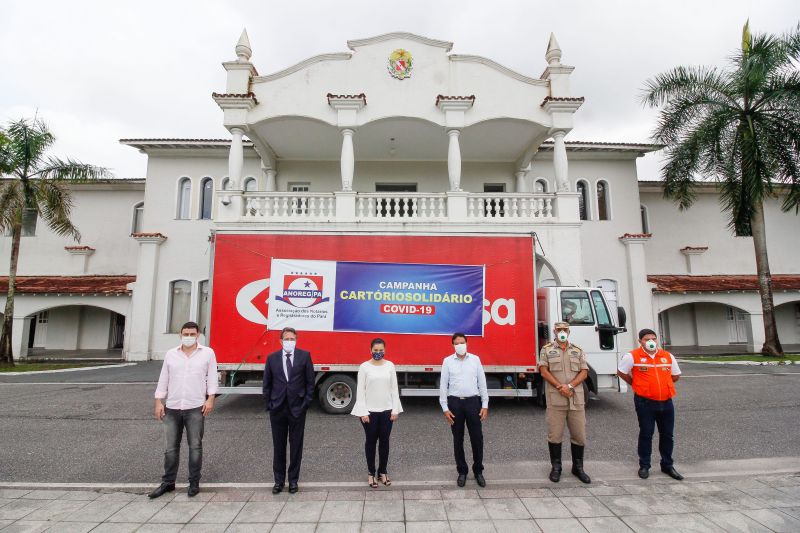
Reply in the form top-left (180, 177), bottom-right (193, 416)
top-left (285, 353), bottom-right (293, 381)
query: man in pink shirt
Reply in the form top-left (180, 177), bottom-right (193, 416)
top-left (149, 321), bottom-right (218, 498)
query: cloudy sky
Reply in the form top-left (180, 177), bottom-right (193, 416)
top-left (1, 0), bottom-right (798, 180)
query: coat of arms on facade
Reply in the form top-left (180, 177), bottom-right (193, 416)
top-left (388, 49), bottom-right (413, 79)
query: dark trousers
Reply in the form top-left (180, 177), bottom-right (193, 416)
top-left (162, 407), bottom-right (204, 484)
top-left (448, 396), bottom-right (484, 475)
top-left (634, 395), bottom-right (675, 468)
top-left (361, 410), bottom-right (394, 476)
top-left (269, 402), bottom-right (307, 485)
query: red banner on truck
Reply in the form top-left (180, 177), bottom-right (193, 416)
top-left (209, 234), bottom-right (536, 368)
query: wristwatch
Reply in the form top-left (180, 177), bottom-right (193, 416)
top-left (567, 384), bottom-right (574, 390)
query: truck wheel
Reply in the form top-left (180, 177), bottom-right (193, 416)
top-left (318, 374), bottom-right (357, 414)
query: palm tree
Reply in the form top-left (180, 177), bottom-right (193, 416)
top-left (641, 22), bottom-right (800, 357)
top-left (0, 118), bottom-right (112, 366)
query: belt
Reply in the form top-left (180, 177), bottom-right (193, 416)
top-left (449, 395), bottom-right (480, 400)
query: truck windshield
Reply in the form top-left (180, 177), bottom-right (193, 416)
top-left (560, 291), bottom-right (594, 325)
top-left (591, 290), bottom-right (612, 327)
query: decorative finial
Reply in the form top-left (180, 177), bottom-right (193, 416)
top-left (545, 33), bottom-right (562, 66)
top-left (235, 28), bottom-right (252, 61)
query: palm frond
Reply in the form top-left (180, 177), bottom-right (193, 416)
top-left (34, 157), bottom-right (112, 183)
top-left (0, 182), bottom-right (23, 233)
top-left (5, 119), bottom-right (56, 177)
top-left (641, 66), bottom-right (738, 109)
top-left (32, 180), bottom-right (80, 241)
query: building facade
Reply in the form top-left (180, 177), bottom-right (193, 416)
top-left (1, 32), bottom-right (798, 361)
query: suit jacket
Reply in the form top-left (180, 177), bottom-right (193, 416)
top-left (262, 348), bottom-right (315, 417)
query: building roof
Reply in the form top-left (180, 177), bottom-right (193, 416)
top-left (0, 276), bottom-right (135, 295)
top-left (648, 275), bottom-right (800, 293)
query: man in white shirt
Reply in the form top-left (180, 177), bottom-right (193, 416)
top-left (149, 321), bottom-right (218, 498)
top-left (439, 332), bottom-right (489, 487)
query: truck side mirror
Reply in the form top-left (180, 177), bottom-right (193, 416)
top-left (617, 306), bottom-right (627, 329)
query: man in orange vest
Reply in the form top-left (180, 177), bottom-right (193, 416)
top-left (617, 329), bottom-right (683, 481)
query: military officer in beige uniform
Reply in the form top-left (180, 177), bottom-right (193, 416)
top-left (538, 321), bottom-right (591, 484)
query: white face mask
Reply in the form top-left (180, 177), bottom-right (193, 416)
top-left (282, 340), bottom-right (296, 353)
top-left (181, 336), bottom-right (197, 348)
top-left (454, 343), bottom-right (467, 356)
top-left (645, 339), bottom-right (658, 352)
top-left (556, 331), bottom-right (569, 343)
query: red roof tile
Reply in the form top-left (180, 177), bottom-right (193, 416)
top-left (620, 233), bottom-right (653, 239)
top-left (131, 232), bottom-right (167, 239)
top-left (64, 246), bottom-right (95, 251)
top-left (648, 275), bottom-right (800, 293)
top-left (0, 276), bottom-right (135, 295)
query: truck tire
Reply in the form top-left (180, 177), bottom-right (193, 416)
top-left (318, 374), bottom-right (357, 414)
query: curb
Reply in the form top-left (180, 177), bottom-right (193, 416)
top-left (678, 359), bottom-right (798, 366)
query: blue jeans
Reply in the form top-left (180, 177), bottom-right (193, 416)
top-left (162, 407), bottom-right (204, 484)
top-left (634, 395), bottom-right (674, 469)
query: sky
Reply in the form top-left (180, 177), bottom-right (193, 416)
top-left (1, 0), bottom-right (798, 181)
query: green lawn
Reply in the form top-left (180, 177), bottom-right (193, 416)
top-left (678, 354), bottom-right (800, 363)
top-left (0, 363), bottom-right (112, 373)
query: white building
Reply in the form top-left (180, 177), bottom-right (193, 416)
top-left (1, 31), bottom-right (798, 360)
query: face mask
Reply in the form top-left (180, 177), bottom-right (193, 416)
top-left (282, 340), bottom-right (296, 353)
top-left (454, 344), bottom-right (467, 356)
top-left (556, 331), bottom-right (569, 343)
top-left (181, 336), bottom-right (197, 348)
top-left (645, 339), bottom-right (658, 352)
top-left (371, 351), bottom-right (385, 360)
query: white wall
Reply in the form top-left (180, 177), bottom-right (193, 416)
top-left (77, 307), bottom-right (112, 349)
top-left (776, 302), bottom-right (800, 345)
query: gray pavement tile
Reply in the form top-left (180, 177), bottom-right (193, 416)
top-left (136, 525), bottom-right (183, 533)
top-left (756, 475), bottom-right (800, 488)
top-left (87, 523), bottom-right (139, 533)
top-left (288, 491), bottom-right (328, 502)
top-left (0, 498), bottom-right (15, 508)
top-left (534, 518), bottom-right (588, 533)
top-left (106, 499), bottom-right (167, 523)
top-left (550, 487), bottom-right (592, 498)
top-left (405, 521), bottom-right (450, 533)
top-left (23, 500), bottom-right (89, 521)
top-left (190, 501), bottom-right (246, 524)
top-left (233, 501), bottom-right (285, 523)
top-left (364, 490), bottom-right (403, 501)
top-left (638, 493), bottom-right (696, 514)
top-left (558, 497), bottom-right (613, 518)
top-left (275, 501), bottom-right (324, 523)
top-left (442, 489), bottom-right (480, 500)
top-left (697, 491), bottom-right (772, 511)
top-left (363, 499), bottom-right (404, 521)
top-left (326, 491), bottom-right (366, 501)
top-left (443, 499), bottom-right (489, 520)
top-left (728, 479), bottom-right (773, 490)
top-left (622, 513), bottom-right (726, 532)
top-left (0, 520), bottom-right (49, 532)
top-left (94, 491), bottom-right (139, 502)
top-left (0, 519), bottom-right (12, 528)
top-left (448, 519), bottom-right (496, 532)
top-left (478, 489), bottom-right (518, 499)
top-left (703, 511), bottom-right (773, 533)
top-left (224, 524), bottom-right (274, 533)
top-left (483, 499), bottom-right (531, 520)
top-left (148, 501), bottom-right (206, 523)
top-left (44, 522), bottom-right (99, 533)
top-left (21, 490), bottom-right (67, 500)
top-left (0, 490), bottom-right (30, 499)
top-left (739, 486), bottom-right (800, 507)
top-left (514, 489), bottom-right (553, 499)
top-left (520, 497), bottom-right (570, 519)
top-left (404, 500), bottom-right (447, 521)
top-left (492, 519), bottom-right (541, 532)
top-left (61, 499), bottom-right (128, 522)
top-left (619, 483), bottom-right (672, 495)
top-left (316, 522), bottom-right (360, 533)
top-left (578, 516), bottom-right (634, 533)
top-left (181, 524), bottom-right (230, 532)
top-left (782, 506), bottom-right (800, 519)
top-left (56, 491), bottom-right (101, 501)
top-left (0, 499), bottom-right (47, 520)
top-left (360, 522), bottom-right (405, 533)
top-left (586, 486), bottom-right (626, 497)
top-left (595, 495), bottom-right (650, 516)
top-left (319, 500), bottom-right (363, 523)
top-left (404, 490), bottom-right (441, 500)
top-left (775, 484), bottom-right (800, 498)
top-left (743, 508), bottom-right (800, 532)
top-left (172, 491), bottom-right (216, 502)
top-left (250, 491), bottom-right (290, 502)
top-left (211, 491), bottom-right (254, 502)
top-left (269, 524), bottom-right (317, 533)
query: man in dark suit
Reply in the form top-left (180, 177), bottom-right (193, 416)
top-left (262, 327), bottom-right (315, 494)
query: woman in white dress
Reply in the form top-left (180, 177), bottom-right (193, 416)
top-left (351, 338), bottom-right (403, 488)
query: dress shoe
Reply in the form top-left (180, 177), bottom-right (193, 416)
top-left (456, 474), bottom-right (467, 487)
top-left (188, 482), bottom-right (200, 497)
top-left (272, 484), bottom-right (283, 494)
top-left (147, 483), bottom-right (175, 499)
top-left (475, 473), bottom-right (486, 487)
top-left (548, 442), bottom-right (562, 483)
top-left (288, 482), bottom-right (299, 494)
top-left (638, 467), bottom-right (650, 479)
top-left (570, 443), bottom-right (591, 484)
top-left (661, 466), bottom-right (684, 480)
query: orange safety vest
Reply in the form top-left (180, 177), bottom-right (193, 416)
top-left (630, 347), bottom-right (676, 401)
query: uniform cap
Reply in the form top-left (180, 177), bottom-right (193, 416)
top-left (554, 321), bottom-right (570, 329)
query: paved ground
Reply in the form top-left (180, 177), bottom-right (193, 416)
top-left (1, 473), bottom-right (799, 532)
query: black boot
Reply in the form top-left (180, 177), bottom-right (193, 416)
top-left (570, 443), bottom-right (591, 484)
top-left (548, 442), bottom-right (562, 482)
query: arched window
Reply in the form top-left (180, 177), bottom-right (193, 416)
top-left (176, 178), bottom-right (191, 220)
top-left (576, 180), bottom-right (589, 221)
top-left (597, 180), bottom-right (610, 221)
top-left (131, 202), bottom-right (144, 234)
top-left (199, 177), bottom-right (213, 220)
top-left (197, 280), bottom-right (210, 335)
top-left (168, 280), bottom-right (192, 333)
top-left (534, 179), bottom-right (548, 193)
top-left (640, 204), bottom-right (650, 234)
top-left (243, 177), bottom-right (257, 192)
top-left (221, 177), bottom-right (230, 191)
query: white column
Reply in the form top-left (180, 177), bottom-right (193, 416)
top-left (620, 235), bottom-right (655, 337)
top-left (265, 169), bottom-right (277, 192)
top-left (447, 129), bottom-right (462, 191)
top-left (515, 170), bottom-right (527, 193)
top-left (340, 129), bottom-right (355, 191)
top-left (552, 130), bottom-right (570, 192)
top-left (228, 128), bottom-right (244, 188)
top-left (748, 312), bottom-right (765, 353)
top-left (11, 316), bottom-right (30, 359)
top-left (127, 234), bottom-right (166, 361)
